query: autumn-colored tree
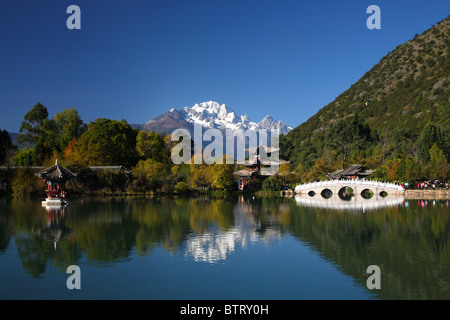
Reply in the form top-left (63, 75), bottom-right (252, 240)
top-left (190, 163), bottom-right (212, 189)
top-left (74, 118), bottom-right (138, 167)
top-left (132, 159), bottom-right (169, 191)
top-left (63, 137), bottom-right (79, 165)
top-left (387, 158), bottom-right (402, 181)
top-left (210, 162), bottom-right (235, 190)
top-left (136, 130), bottom-right (166, 163)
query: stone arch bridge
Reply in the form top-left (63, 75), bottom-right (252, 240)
top-left (294, 179), bottom-right (405, 201)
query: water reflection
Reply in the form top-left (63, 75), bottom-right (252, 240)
top-left (1, 196), bottom-right (450, 299)
top-left (37, 207), bottom-right (71, 250)
top-left (294, 194), bottom-right (406, 211)
top-left (186, 200), bottom-right (282, 263)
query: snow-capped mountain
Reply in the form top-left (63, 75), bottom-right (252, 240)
top-left (142, 101), bottom-right (292, 135)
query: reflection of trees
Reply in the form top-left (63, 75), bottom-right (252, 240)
top-left (284, 201), bottom-right (450, 300)
top-left (0, 199), bottom-right (13, 253)
top-left (16, 234), bottom-right (54, 278)
top-left (3, 196), bottom-right (265, 276)
top-left (3, 195), bottom-right (449, 299)
top-left (9, 201), bottom-right (81, 278)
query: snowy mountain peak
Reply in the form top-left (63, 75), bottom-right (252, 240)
top-left (261, 115), bottom-right (274, 124)
top-left (143, 101), bottom-right (292, 135)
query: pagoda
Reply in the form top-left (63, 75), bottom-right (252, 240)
top-left (326, 164), bottom-right (373, 180)
top-left (35, 160), bottom-right (77, 206)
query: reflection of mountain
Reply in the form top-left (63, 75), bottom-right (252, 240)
top-left (185, 203), bottom-right (282, 263)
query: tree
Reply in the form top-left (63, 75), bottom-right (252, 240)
top-left (174, 181), bottom-right (190, 193)
top-left (424, 143), bottom-right (449, 181)
top-left (63, 137), bottom-right (79, 166)
top-left (400, 156), bottom-right (422, 183)
top-left (136, 130), bottom-right (166, 163)
top-left (209, 157), bottom-right (235, 190)
top-left (416, 122), bottom-right (448, 163)
top-left (53, 107), bottom-right (86, 152)
top-left (279, 133), bottom-right (293, 161)
top-left (74, 118), bottom-right (138, 167)
top-left (327, 113), bottom-right (374, 169)
top-left (190, 163), bottom-right (212, 189)
top-left (17, 104), bottom-right (86, 165)
top-left (33, 118), bottom-right (58, 164)
top-left (262, 176), bottom-right (285, 191)
top-left (132, 158), bottom-right (169, 191)
top-left (18, 102), bottom-right (48, 147)
top-left (14, 148), bottom-right (34, 166)
top-left (387, 158), bottom-right (402, 181)
top-left (0, 129), bottom-right (15, 165)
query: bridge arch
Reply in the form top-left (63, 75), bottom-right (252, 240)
top-left (361, 189), bottom-right (374, 199)
top-left (338, 186), bottom-right (355, 201)
top-left (379, 191), bottom-right (388, 198)
top-left (320, 189), bottom-right (333, 199)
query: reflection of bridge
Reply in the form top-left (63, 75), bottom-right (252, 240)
top-left (294, 179), bottom-right (405, 200)
top-left (294, 194), bottom-right (405, 211)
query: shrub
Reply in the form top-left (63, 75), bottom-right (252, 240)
top-left (174, 181), bottom-right (190, 193)
top-left (11, 168), bottom-right (44, 198)
top-left (262, 176), bottom-right (285, 191)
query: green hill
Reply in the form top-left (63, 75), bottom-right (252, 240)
top-left (282, 16), bottom-right (450, 183)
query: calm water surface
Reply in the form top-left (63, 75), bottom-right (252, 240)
top-left (0, 195), bottom-right (449, 300)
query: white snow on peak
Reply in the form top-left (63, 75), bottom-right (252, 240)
top-left (173, 101), bottom-right (292, 134)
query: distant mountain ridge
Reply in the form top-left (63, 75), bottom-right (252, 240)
top-left (140, 101), bottom-right (293, 136)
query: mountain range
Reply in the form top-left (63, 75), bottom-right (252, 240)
top-left (138, 101), bottom-right (292, 136)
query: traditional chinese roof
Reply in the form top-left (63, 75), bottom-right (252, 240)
top-left (87, 166), bottom-right (130, 173)
top-left (35, 160), bottom-right (77, 182)
top-left (327, 164), bottom-right (373, 180)
top-left (240, 158), bottom-right (289, 167)
top-left (233, 169), bottom-right (257, 177)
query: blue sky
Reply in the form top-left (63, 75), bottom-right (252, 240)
top-left (0, 0), bottom-right (449, 133)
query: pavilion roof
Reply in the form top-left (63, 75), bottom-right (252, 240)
top-left (35, 161), bottom-right (77, 182)
top-left (233, 169), bottom-right (256, 177)
top-left (327, 164), bottom-right (373, 180)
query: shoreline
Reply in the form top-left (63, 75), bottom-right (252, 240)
top-left (404, 189), bottom-right (450, 200)
top-left (2, 189), bottom-right (450, 200)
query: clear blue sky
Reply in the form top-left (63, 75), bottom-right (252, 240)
top-left (1, 0), bottom-right (449, 133)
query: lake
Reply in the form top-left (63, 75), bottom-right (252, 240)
top-left (0, 195), bottom-right (449, 300)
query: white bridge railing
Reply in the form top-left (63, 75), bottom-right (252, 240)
top-left (295, 179), bottom-right (405, 193)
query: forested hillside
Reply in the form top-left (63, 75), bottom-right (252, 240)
top-left (281, 15), bottom-right (450, 183)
